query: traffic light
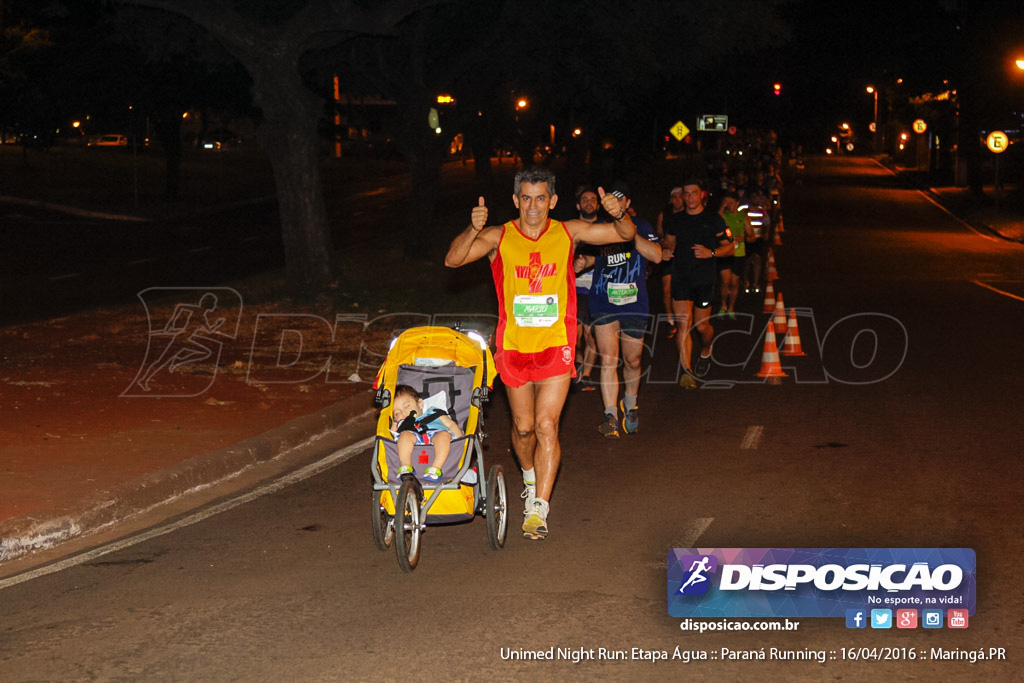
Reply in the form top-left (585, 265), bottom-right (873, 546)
top-left (773, 82), bottom-right (782, 96)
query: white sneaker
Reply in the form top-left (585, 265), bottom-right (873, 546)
top-left (521, 481), bottom-right (536, 509)
top-left (522, 498), bottom-right (549, 540)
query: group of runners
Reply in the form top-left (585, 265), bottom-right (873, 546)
top-left (444, 157), bottom-right (784, 541)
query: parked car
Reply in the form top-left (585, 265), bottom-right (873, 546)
top-left (88, 134), bottom-right (129, 147)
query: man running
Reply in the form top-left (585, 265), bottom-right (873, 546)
top-left (445, 167), bottom-right (635, 539)
top-left (661, 179), bottom-right (734, 388)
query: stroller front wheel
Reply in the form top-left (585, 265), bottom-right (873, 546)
top-left (485, 465), bottom-right (508, 550)
top-left (371, 491), bottom-right (395, 551)
top-left (395, 479), bottom-right (422, 572)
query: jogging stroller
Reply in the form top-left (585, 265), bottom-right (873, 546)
top-left (370, 325), bottom-right (506, 572)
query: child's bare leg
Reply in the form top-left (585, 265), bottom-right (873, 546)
top-left (431, 431), bottom-right (453, 471)
top-left (397, 431), bottom-right (416, 467)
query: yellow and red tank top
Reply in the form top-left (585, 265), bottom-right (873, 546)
top-left (491, 219), bottom-right (576, 354)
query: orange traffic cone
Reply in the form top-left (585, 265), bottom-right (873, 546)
top-left (755, 321), bottom-right (787, 382)
top-left (777, 215), bottom-right (785, 233)
top-left (762, 280), bottom-right (776, 313)
top-left (780, 308), bottom-right (807, 357)
top-left (773, 293), bottom-right (787, 335)
top-left (766, 249), bottom-right (779, 281)
top-left (773, 228), bottom-right (783, 246)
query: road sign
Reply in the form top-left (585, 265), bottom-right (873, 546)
top-left (669, 120), bottom-right (690, 142)
top-left (697, 115), bottom-right (728, 132)
top-left (986, 130), bottom-right (1009, 154)
top-left (912, 118), bottom-right (927, 134)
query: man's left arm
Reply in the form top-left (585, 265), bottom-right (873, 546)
top-left (568, 188), bottom-right (636, 245)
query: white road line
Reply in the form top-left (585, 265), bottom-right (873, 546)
top-left (49, 273), bottom-right (80, 281)
top-left (973, 279), bottom-right (1024, 303)
top-left (741, 425), bottom-right (764, 450)
top-left (649, 517), bottom-right (714, 568)
top-left (871, 159), bottom-right (1007, 244)
top-left (0, 435), bottom-right (376, 591)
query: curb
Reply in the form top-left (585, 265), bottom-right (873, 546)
top-left (0, 389), bottom-right (377, 566)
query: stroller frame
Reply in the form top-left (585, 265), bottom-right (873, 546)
top-left (370, 326), bottom-right (507, 572)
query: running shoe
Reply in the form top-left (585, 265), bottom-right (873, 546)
top-left (620, 400), bottom-right (639, 435)
top-left (667, 324), bottom-right (678, 339)
top-left (598, 413), bottom-right (620, 439)
top-left (523, 499), bottom-right (549, 540)
top-left (521, 480), bottom-right (536, 509)
top-left (679, 373), bottom-right (698, 390)
top-left (578, 375), bottom-right (597, 392)
top-left (694, 353), bottom-right (712, 378)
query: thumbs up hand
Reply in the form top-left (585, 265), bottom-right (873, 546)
top-left (471, 196), bottom-right (488, 232)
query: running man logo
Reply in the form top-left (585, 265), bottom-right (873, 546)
top-left (122, 287), bottom-right (243, 397)
top-left (676, 554), bottom-right (718, 595)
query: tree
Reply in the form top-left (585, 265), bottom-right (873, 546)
top-left (115, 0), bottom-right (437, 295)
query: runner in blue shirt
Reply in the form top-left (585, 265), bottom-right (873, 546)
top-left (588, 182), bottom-right (662, 437)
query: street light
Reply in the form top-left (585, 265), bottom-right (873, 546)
top-left (867, 86), bottom-right (878, 153)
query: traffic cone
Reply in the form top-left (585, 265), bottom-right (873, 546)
top-left (773, 294), bottom-right (788, 335)
top-left (777, 215), bottom-right (785, 233)
top-left (773, 228), bottom-right (783, 246)
top-left (781, 308), bottom-right (807, 357)
top-left (755, 321), bottom-right (787, 383)
top-left (766, 249), bottom-right (779, 281)
top-left (762, 280), bottom-right (776, 313)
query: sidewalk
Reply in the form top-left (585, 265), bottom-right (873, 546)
top-left (0, 294), bottom-right (380, 575)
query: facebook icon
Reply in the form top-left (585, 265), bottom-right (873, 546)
top-left (845, 609), bottom-right (867, 629)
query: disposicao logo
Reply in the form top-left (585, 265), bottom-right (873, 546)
top-left (667, 548), bottom-right (976, 619)
top-left (676, 555), bottom-right (718, 595)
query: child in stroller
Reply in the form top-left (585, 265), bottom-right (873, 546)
top-left (391, 384), bottom-right (464, 482)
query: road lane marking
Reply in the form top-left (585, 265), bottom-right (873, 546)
top-left (0, 433), bottom-right (376, 591)
top-left (649, 517), bottom-right (715, 568)
top-left (741, 425), bottom-right (764, 450)
top-left (49, 273), bottom-right (80, 281)
top-left (973, 279), bottom-right (1024, 303)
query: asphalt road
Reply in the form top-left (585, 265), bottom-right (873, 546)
top-left (1, 156), bottom-right (1022, 680)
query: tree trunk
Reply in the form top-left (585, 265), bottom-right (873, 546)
top-left (249, 59), bottom-right (335, 296)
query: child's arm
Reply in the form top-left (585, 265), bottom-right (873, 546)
top-left (438, 414), bottom-right (463, 438)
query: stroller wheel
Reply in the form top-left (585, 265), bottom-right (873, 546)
top-left (371, 491), bottom-right (395, 551)
top-left (395, 479), bottom-right (422, 572)
top-left (485, 465), bottom-right (508, 550)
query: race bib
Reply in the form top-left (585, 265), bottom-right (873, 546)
top-left (607, 281), bottom-right (638, 306)
top-left (513, 294), bottom-right (559, 327)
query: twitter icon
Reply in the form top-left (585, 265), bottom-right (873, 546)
top-left (870, 609), bottom-right (892, 629)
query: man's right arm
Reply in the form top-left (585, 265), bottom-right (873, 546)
top-left (445, 197), bottom-right (500, 267)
